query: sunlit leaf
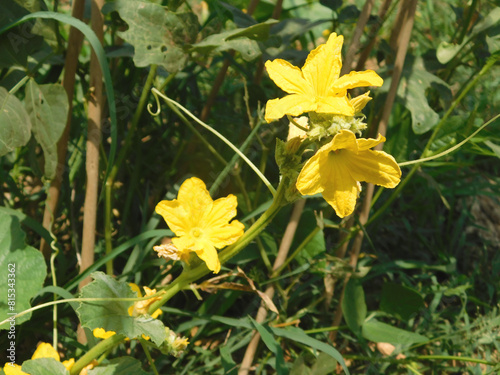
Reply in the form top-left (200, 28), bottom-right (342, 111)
top-left (0, 212), bottom-right (47, 327)
top-left (24, 79), bottom-right (68, 179)
top-left (0, 87), bottom-right (31, 156)
top-left (104, 0), bottom-right (199, 72)
top-left (77, 272), bottom-right (167, 345)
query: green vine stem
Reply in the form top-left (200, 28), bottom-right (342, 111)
top-left (147, 179), bottom-right (287, 315)
top-left (70, 333), bottom-right (127, 375)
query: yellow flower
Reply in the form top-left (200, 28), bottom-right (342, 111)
top-left (155, 177), bottom-right (245, 273)
top-left (93, 283), bottom-right (163, 340)
top-left (264, 33), bottom-right (383, 122)
top-left (127, 283), bottom-right (163, 318)
top-left (93, 327), bottom-right (117, 339)
top-left (3, 342), bottom-right (75, 375)
top-left (296, 130), bottom-right (401, 218)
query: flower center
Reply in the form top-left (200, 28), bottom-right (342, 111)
top-left (191, 228), bottom-right (202, 238)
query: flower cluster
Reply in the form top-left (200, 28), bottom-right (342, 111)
top-left (265, 33), bottom-right (401, 217)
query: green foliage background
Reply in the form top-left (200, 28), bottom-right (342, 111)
top-left (0, 0), bottom-right (499, 374)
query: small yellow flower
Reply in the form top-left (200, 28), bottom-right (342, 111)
top-left (3, 342), bottom-right (75, 375)
top-left (155, 177), bottom-right (245, 273)
top-left (93, 327), bottom-right (117, 339)
top-left (93, 283), bottom-right (163, 340)
top-left (264, 33), bottom-right (383, 122)
top-left (128, 283), bottom-right (163, 318)
top-left (296, 130), bottom-right (401, 218)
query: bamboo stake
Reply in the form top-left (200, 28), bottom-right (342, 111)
top-left (79, 0), bottom-right (105, 295)
top-left (39, 0), bottom-right (85, 260)
top-left (341, 0), bottom-right (374, 75)
top-left (329, 0), bottom-right (418, 342)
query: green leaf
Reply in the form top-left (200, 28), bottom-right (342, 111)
top-left (391, 58), bottom-right (450, 134)
top-left (0, 212), bottom-right (47, 327)
top-left (77, 272), bottom-right (167, 345)
top-left (22, 358), bottom-right (69, 375)
top-left (484, 140), bottom-right (500, 158)
top-left (0, 87), bottom-right (32, 156)
top-left (13, 0), bottom-right (59, 49)
top-left (24, 79), bottom-right (69, 179)
top-left (295, 211), bottom-right (325, 265)
top-left (251, 318), bottom-right (287, 374)
top-left (310, 352), bottom-right (337, 375)
top-left (341, 278), bottom-right (367, 338)
top-left (290, 356), bottom-right (311, 375)
top-left (271, 327), bottom-right (350, 375)
top-left (220, 345), bottom-right (238, 375)
top-left (87, 357), bottom-right (150, 375)
top-left (380, 282), bottom-right (424, 321)
top-left (105, 0), bottom-right (199, 72)
top-left (191, 19), bottom-right (278, 61)
top-left (361, 319), bottom-right (427, 346)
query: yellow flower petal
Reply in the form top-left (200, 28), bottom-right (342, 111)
top-left (296, 151), bottom-right (326, 195)
top-left (265, 59), bottom-right (312, 95)
top-left (206, 220), bottom-right (245, 249)
top-left (331, 129), bottom-right (359, 152)
top-left (321, 162), bottom-right (359, 218)
top-left (331, 70), bottom-right (383, 93)
top-left (350, 92), bottom-right (372, 113)
top-left (93, 328), bottom-right (116, 339)
top-left (315, 95), bottom-right (354, 116)
top-left (151, 309), bottom-right (163, 319)
top-left (356, 133), bottom-right (385, 150)
top-left (129, 283), bottom-right (142, 297)
top-left (4, 364), bottom-right (27, 375)
top-left (344, 149), bottom-right (401, 188)
top-left (265, 95), bottom-right (316, 122)
top-left (62, 358), bottom-right (75, 370)
top-left (195, 241), bottom-right (220, 273)
top-left (302, 33), bottom-right (343, 96)
top-left (155, 200), bottom-right (187, 236)
top-left (32, 342), bottom-right (60, 361)
top-left (205, 195), bottom-right (238, 228)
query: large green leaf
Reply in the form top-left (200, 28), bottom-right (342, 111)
top-left (362, 319), bottom-right (427, 346)
top-left (24, 78), bottom-right (69, 179)
top-left (105, 0), bottom-right (199, 72)
top-left (77, 272), bottom-right (167, 345)
top-left (0, 87), bottom-right (32, 156)
top-left (380, 282), bottom-right (424, 321)
top-left (384, 57), bottom-right (450, 134)
top-left (191, 19), bottom-right (278, 61)
top-left (0, 212), bottom-right (47, 327)
top-left (22, 358), bottom-right (69, 375)
top-left (88, 357), bottom-right (150, 375)
top-left (341, 278), bottom-right (367, 338)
